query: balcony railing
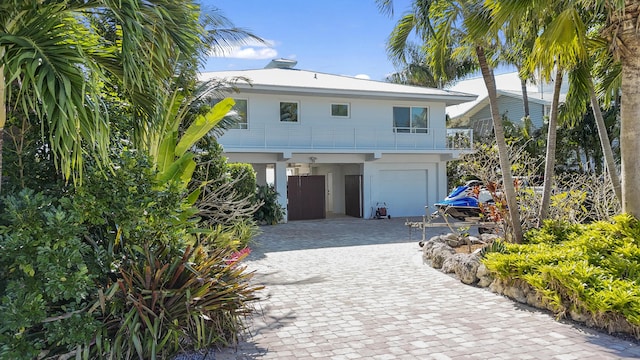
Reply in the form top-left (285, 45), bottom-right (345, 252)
top-left (218, 125), bottom-right (473, 151)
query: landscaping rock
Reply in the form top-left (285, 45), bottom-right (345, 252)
top-left (444, 233), bottom-right (458, 241)
top-left (479, 233), bottom-right (499, 243)
top-left (476, 264), bottom-right (493, 288)
top-left (569, 309), bottom-right (591, 324)
top-left (430, 243), bottom-right (456, 269)
top-left (421, 232), bottom-right (640, 341)
top-left (467, 236), bottom-right (482, 244)
top-left (454, 254), bottom-right (481, 285)
top-left (441, 255), bottom-right (458, 274)
top-left (446, 238), bottom-right (462, 247)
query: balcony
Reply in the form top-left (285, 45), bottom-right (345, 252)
top-left (218, 125), bottom-right (473, 152)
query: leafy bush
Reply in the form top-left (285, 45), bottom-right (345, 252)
top-left (0, 190), bottom-right (101, 359)
top-left (253, 184), bottom-right (285, 225)
top-left (207, 219), bottom-right (261, 251)
top-left (478, 239), bottom-right (507, 258)
top-left (0, 150), bottom-right (262, 359)
top-left (227, 163), bottom-right (257, 202)
top-left (483, 214), bottom-right (640, 333)
top-left (99, 242), bottom-right (260, 359)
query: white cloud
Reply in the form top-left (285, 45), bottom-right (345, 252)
top-left (354, 74), bottom-right (371, 80)
top-left (231, 47), bottom-right (278, 59)
top-left (211, 38), bottom-right (278, 60)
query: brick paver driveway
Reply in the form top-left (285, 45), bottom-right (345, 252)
top-left (211, 217), bottom-right (640, 359)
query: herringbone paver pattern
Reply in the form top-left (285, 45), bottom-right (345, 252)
top-left (210, 217), bottom-right (640, 359)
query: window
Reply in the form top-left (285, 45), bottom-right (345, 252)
top-left (393, 106), bottom-right (429, 133)
top-left (331, 103), bottom-right (350, 118)
top-left (280, 101), bottom-right (299, 122)
top-left (230, 99), bottom-right (248, 129)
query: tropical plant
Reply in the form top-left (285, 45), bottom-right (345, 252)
top-left (100, 242), bottom-right (260, 359)
top-left (0, 0), bottom-right (208, 193)
top-left (0, 148), bottom-right (263, 358)
top-left (486, 0), bottom-right (640, 219)
top-left (378, 0), bottom-right (524, 242)
top-left (483, 214), bottom-right (640, 336)
top-left (254, 184), bottom-right (286, 225)
top-left (385, 42), bottom-right (475, 88)
top-left (0, 190), bottom-right (101, 359)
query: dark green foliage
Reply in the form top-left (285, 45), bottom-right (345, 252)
top-left (253, 184), bottom-right (285, 225)
top-left (483, 214), bottom-right (640, 332)
top-left (76, 149), bottom-right (191, 249)
top-left (192, 138), bottom-right (228, 185)
top-left (227, 163), bottom-right (256, 202)
top-left (0, 149), bottom-right (261, 359)
top-left (0, 190), bottom-right (101, 359)
top-left (2, 117), bottom-right (65, 196)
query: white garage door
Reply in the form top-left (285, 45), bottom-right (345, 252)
top-left (378, 170), bottom-right (428, 217)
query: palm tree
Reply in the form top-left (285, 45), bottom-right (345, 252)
top-left (563, 60), bottom-right (622, 202)
top-left (386, 42), bottom-right (476, 88)
top-left (0, 1), bottom-right (261, 194)
top-left (488, 1), bottom-right (624, 213)
top-left (378, 0), bottom-right (524, 243)
top-left (0, 0), bottom-right (206, 193)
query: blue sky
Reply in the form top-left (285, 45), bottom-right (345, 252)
top-left (199, 0), bottom-right (414, 81)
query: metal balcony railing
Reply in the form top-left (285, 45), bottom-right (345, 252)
top-left (218, 125), bottom-right (473, 151)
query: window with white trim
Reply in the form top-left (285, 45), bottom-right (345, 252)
top-left (393, 106), bottom-right (429, 133)
top-left (331, 103), bottom-right (350, 118)
top-left (280, 101), bottom-right (299, 122)
top-left (229, 99), bottom-right (248, 129)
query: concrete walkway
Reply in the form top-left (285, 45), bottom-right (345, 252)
top-left (212, 217), bottom-right (640, 359)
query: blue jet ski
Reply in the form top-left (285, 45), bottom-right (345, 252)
top-left (433, 180), bottom-right (493, 221)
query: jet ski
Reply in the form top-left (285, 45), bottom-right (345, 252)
top-left (433, 180), bottom-right (493, 221)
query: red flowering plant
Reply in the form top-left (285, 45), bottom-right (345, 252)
top-left (226, 247), bottom-right (252, 266)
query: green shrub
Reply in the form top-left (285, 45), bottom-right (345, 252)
top-left (227, 163), bottom-right (257, 202)
top-left (0, 150), bottom-right (262, 359)
top-left (208, 219), bottom-right (261, 251)
top-left (253, 184), bottom-right (285, 225)
top-left (99, 242), bottom-right (261, 359)
top-left (0, 190), bottom-right (101, 359)
top-left (478, 239), bottom-right (506, 258)
top-left (483, 214), bottom-right (640, 332)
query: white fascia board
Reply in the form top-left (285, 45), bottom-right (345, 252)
top-left (234, 84), bottom-right (477, 106)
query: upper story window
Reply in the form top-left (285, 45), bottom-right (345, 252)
top-left (393, 106), bottom-right (429, 133)
top-left (229, 99), bottom-right (248, 129)
top-left (331, 103), bottom-right (350, 118)
top-left (280, 101), bottom-right (299, 122)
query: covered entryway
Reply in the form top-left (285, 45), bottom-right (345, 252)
top-left (287, 175), bottom-right (325, 220)
top-left (344, 175), bottom-right (363, 218)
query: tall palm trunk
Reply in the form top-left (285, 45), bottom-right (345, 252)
top-left (588, 79), bottom-right (622, 202)
top-left (520, 76), bottom-right (530, 118)
top-left (620, 30), bottom-right (640, 218)
top-left (477, 46), bottom-right (523, 243)
top-left (0, 64), bottom-right (5, 195)
top-left (537, 67), bottom-right (563, 225)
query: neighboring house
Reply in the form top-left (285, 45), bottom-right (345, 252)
top-left (199, 59), bottom-right (476, 221)
top-left (447, 72), bottom-right (568, 137)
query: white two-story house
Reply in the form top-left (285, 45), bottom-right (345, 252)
top-left (200, 59), bottom-right (476, 221)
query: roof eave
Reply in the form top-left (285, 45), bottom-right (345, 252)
top-left (233, 84), bottom-right (477, 105)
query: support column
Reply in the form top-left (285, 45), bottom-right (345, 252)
top-left (253, 164), bottom-right (268, 186)
top-left (274, 161), bottom-right (288, 222)
top-left (362, 162), bottom-right (373, 219)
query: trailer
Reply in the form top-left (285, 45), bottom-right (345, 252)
top-left (405, 206), bottom-right (500, 246)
